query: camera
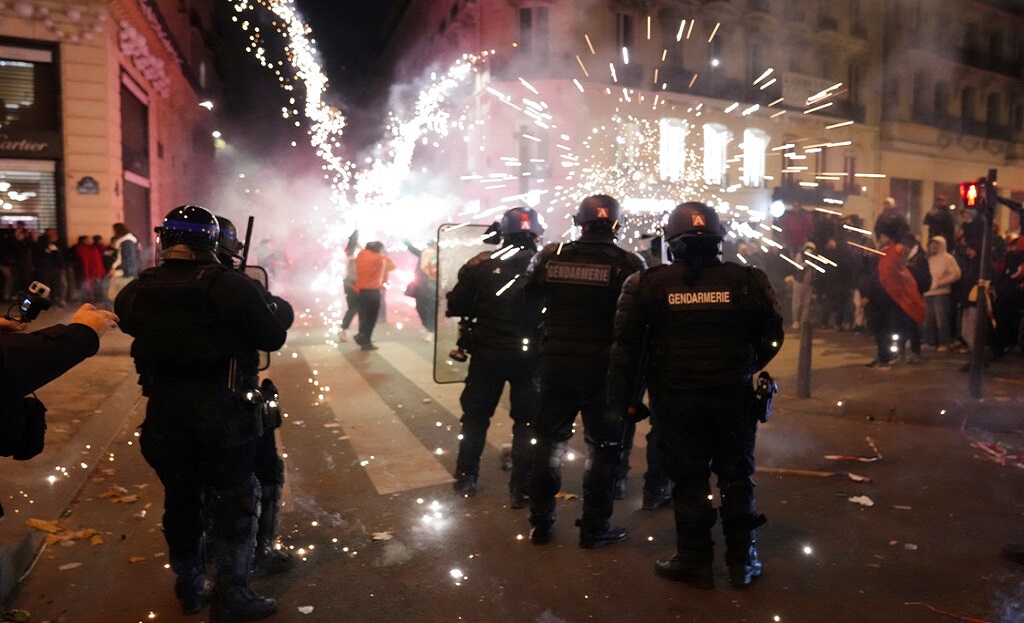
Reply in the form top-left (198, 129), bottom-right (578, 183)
top-left (10, 281), bottom-right (51, 323)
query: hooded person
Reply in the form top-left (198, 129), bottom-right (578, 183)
top-left (922, 236), bottom-right (961, 350)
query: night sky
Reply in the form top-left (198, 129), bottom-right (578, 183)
top-left (293, 0), bottom-right (395, 98)
top-left (216, 0), bottom-right (400, 156)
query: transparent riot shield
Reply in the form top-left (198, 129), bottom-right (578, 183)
top-left (244, 264), bottom-right (272, 371)
top-left (433, 223), bottom-right (493, 383)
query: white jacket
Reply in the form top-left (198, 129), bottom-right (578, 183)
top-left (924, 236), bottom-right (961, 297)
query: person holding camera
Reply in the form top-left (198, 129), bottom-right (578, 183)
top-left (115, 205), bottom-right (289, 620)
top-left (608, 202), bottom-right (784, 590)
top-left (0, 302), bottom-right (118, 492)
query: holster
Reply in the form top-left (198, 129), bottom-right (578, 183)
top-left (753, 371), bottom-right (778, 423)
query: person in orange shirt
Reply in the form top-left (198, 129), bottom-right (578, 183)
top-left (353, 241), bottom-right (395, 351)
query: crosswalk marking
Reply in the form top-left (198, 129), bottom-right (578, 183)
top-left (299, 344), bottom-right (454, 495)
top-left (378, 342), bottom-right (515, 450)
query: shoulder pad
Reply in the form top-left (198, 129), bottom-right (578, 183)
top-left (464, 251), bottom-right (493, 269)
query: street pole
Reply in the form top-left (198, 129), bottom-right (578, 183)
top-left (968, 169), bottom-right (997, 398)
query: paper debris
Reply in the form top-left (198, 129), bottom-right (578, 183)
top-left (371, 532), bottom-right (394, 541)
top-left (848, 495), bottom-right (874, 507)
top-left (298, 606), bottom-right (314, 614)
top-left (26, 518), bottom-right (61, 533)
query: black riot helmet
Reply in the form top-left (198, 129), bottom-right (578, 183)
top-left (575, 195), bottom-right (621, 226)
top-left (499, 206), bottom-right (545, 238)
top-left (664, 201), bottom-right (724, 240)
top-left (664, 202), bottom-right (724, 260)
top-left (215, 214), bottom-right (244, 265)
top-left (157, 205), bottom-right (220, 252)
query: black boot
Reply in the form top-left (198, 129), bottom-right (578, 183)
top-left (722, 514), bottom-right (767, 589)
top-left (578, 443), bottom-right (625, 548)
top-left (529, 518), bottom-right (554, 545)
top-left (577, 518), bottom-right (627, 549)
top-left (654, 549), bottom-right (714, 589)
top-left (210, 484), bottom-right (278, 621)
top-left (253, 484), bottom-right (296, 576)
top-left (453, 471), bottom-right (477, 497)
top-left (171, 539), bottom-right (210, 615)
top-left (642, 485), bottom-right (673, 510)
top-left (174, 568), bottom-right (211, 615)
top-left (508, 422), bottom-right (532, 509)
top-left (528, 440), bottom-right (565, 544)
top-left (657, 494), bottom-right (716, 587)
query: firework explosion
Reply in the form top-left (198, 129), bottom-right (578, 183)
top-left (228, 2), bottom-right (880, 319)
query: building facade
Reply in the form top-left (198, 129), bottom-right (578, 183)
top-left (379, 0), bottom-right (1024, 236)
top-left (0, 0), bottom-right (221, 255)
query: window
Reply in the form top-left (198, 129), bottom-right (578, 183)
top-left (616, 121), bottom-right (639, 169)
top-left (616, 13), bottom-right (635, 52)
top-left (121, 74), bottom-right (150, 178)
top-left (661, 15), bottom-right (684, 66)
top-left (934, 82), bottom-right (949, 119)
top-left (0, 160), bottom-right (58, 231)
top-left (519, 7), bottom-right (550, 56)
top-left (742, 128), bottom-right (769, 188)
top-left (659, 118), bottom-right (688, 181)
top-left (703, 123), bottom-right (731, 186)
top-left (844, 153), bottom-right (858, 194)
top-left (961, 87), bottom-right (976, 123)
top-left (986, 93), bottom-right (1002, 129)
top-left (0, 43), bottom-right (59, 132)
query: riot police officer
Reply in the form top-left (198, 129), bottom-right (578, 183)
top-left (525, 194), bottom-right (646, 547)
top-left (216, 215), bottom-right (296, 576)
top-left (608, 201), bottom-right (784, 589)
top-left (115, 206), bottom-right (288, 619)
top-left (446, 207), bottom-right (544, 507)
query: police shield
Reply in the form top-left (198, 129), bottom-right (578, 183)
top-left (433, 223), bottom-right (494, 383)
top-left (244, 264), bottom-right (272, 371)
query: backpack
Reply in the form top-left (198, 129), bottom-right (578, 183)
top-left (0, 394), bottom-right (47, 461)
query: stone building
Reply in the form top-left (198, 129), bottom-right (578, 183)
top-left (377, 0), bottom-right (1024, 236)
top-left (0, 0), bottom-right (221, 254)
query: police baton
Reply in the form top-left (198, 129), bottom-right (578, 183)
top-left (240, 215), bottom-right (255, 271)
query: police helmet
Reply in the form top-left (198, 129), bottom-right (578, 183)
top-left (574, 194), bottom-right (622, 227)
top-left (215, 215), bottom-right (244, 261)
top-left (499, 207), bottom-right (545, 237)
top-left (663, 202), bottom-right (724, 241)
top-left (157, 205), bottom-right (220, 252)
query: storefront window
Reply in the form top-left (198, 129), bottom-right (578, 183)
top-left (0, 160), bottom-right (58, 231)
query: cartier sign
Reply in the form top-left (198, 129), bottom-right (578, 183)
top-left (0, 132), bottom-right (61, 159)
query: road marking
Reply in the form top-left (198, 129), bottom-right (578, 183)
top-left (377, 342), bottom-right (514, 445)
top-left (299, 344), bottom-right (453, 495)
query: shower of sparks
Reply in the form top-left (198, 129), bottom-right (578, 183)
top-left (229, 0), bottom-right (350, 198)
top-left (227, 6), bottom-right (875, 330)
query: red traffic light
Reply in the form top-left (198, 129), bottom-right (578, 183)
top-left (960, 179), bottom-right (989, 208)
top-left (960, 181), bottom-right (980, 207)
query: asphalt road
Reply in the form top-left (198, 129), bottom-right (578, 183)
top-left (2, 298), bottom-right (1024, 623)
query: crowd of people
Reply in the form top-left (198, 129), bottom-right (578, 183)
top-left (738, 195), bottom-right (1024, 368)
top-left (0, 222), bottom-right (143, 311)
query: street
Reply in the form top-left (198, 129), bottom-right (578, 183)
top-left (2, 294), bottom-right (1024, 623)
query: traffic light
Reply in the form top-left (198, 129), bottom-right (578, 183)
top-left (959, 178), bottom-right (988, 210)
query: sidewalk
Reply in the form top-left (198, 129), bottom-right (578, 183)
top-left (0, 306), bottom-right (139, 604)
